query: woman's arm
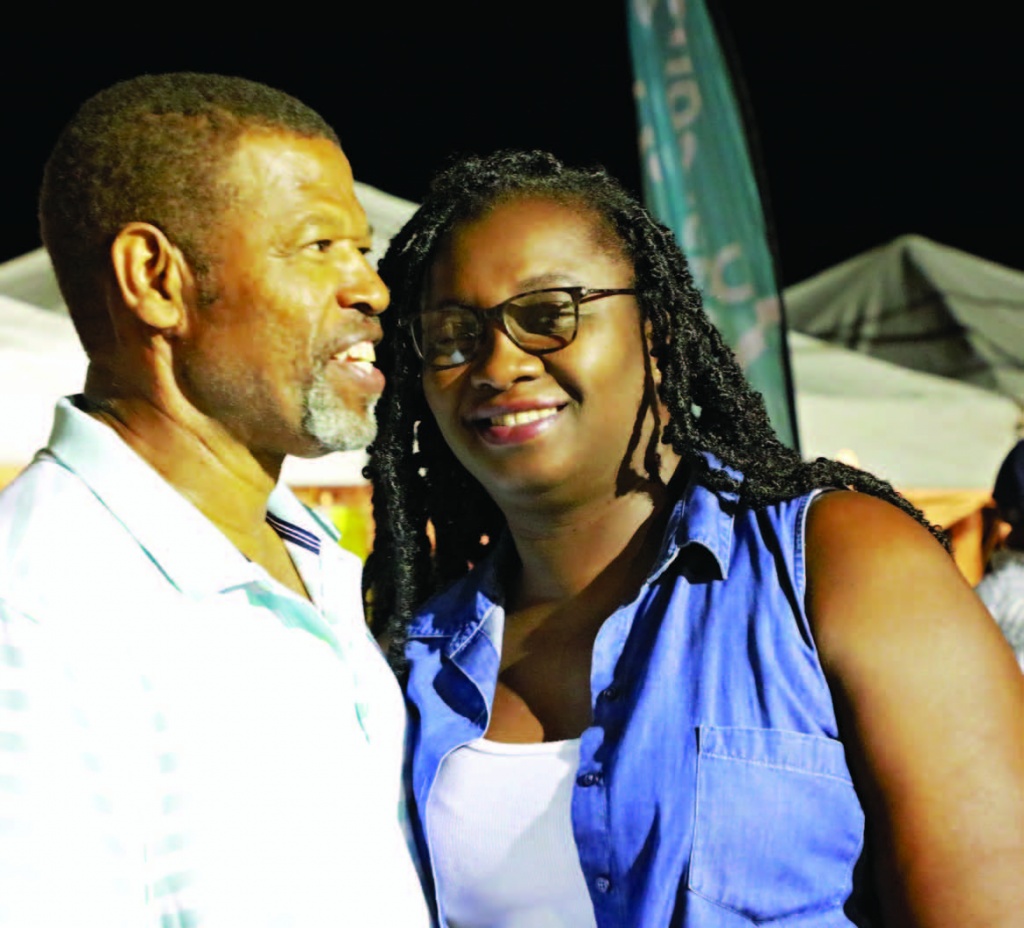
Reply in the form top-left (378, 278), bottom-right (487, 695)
top-left (806, 489), bottom-right (1024, 927)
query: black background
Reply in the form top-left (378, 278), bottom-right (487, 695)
top-left (1, 13), bottom-right (1017, 288)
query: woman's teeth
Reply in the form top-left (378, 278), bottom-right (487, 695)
top-left (487, 408), bottom-right (559, 428)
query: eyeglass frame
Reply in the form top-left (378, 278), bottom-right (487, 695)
top-left (402, 285), bottom-right (637, 370)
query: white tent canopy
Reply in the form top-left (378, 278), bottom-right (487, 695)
top-left (789, 330), bottom-right (1020, 490)
top-left (0, 294), bottom-right (88, 468)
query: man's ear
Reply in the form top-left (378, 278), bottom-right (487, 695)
top-left (109, 222), bottom-right (192, 334)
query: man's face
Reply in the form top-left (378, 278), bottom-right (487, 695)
top-left (175, 130), bottom-right (389, 464)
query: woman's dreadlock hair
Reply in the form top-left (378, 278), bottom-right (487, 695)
top-left (364, 149), bottom-right (948, 667)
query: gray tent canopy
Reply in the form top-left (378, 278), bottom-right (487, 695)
top-left (785, 234), bottom-right (1024, 407)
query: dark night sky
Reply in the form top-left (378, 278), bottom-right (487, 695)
top-left (1, 14), bottom-right (1018, 289)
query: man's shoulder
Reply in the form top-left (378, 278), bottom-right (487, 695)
top-left (0, 453), bottom-right (94, 544)
top-left (0, 453), bottom-right (156, 616)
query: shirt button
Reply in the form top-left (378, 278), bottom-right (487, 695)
top-left (595, 875), bottom-right (612, 894)
top-left (599, 685), bottom-right (619, 702)
top-left (577, 772), bottom-right (602, 787)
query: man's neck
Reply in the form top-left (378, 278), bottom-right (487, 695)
top-left (81, 394), bottom-right (310, 597)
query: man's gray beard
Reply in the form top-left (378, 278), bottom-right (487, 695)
top-left (301, 367), bottom-right (378, 454)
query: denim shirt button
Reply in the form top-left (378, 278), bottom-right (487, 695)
top-left (599, 685), bottom-right (619, 702)
top-left (594, 875), bottom-right (612, 894)
top-left (577, 772), bottom-right (601, 787)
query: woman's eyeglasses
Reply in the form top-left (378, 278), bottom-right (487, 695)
top-left (404, 286), bottom-right (636, 370)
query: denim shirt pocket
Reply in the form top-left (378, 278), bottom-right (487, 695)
top-left (688, 726), bottom-right (865, 923)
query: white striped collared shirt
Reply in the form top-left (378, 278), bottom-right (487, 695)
top-left (0, 397), bottom-right (432, 928)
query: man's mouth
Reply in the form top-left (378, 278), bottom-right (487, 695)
top-left (332, 341), bottom-right (376, 374)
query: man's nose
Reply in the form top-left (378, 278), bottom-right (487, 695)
top-left (339, 251), bottom-right (390, 316)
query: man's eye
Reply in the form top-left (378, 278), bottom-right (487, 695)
top-left (308, 239), bottom-right (333, 253)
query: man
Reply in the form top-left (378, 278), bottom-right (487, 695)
top-left (977, 439), bottom-right (1024, 669)
top-left (0, 73), bottom-right (432, 927)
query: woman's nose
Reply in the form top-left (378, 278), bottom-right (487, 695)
top-left (468, 323), bottom-right (545, 391)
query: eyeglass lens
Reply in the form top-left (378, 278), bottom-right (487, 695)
top-left (415, 289), bottom-right (578, 369)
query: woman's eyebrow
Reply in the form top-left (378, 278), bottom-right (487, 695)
top-left (425, 274), bottom-right (586, 312)
top-left (516, 272), bottom-right (583, 290)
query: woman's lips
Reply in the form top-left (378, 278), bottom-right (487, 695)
top-left (483, 407), bottom-right (560, 428)
top-left (469, 405), bottom-right (565, 445)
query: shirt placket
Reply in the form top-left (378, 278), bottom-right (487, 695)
top-left (573, 603), bottom-right (633, 927)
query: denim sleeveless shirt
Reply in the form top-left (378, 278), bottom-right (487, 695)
top-left (403, 474), bottom-right (875, 927)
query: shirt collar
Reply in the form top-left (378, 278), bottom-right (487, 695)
top-left (44, 396), bottom-right (332, 599)
top-left (652, 453), bottom-right (742, 583)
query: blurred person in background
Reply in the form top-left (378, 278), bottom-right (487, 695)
top-left (976, 439), bottom-right (1024, 668)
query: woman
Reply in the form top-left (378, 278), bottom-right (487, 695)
top-left (365, 150), bottom-right (1024, 927)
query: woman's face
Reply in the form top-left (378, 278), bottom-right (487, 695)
top-left (421, 196), bottom-right (663, 512)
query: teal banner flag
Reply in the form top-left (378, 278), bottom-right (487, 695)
top-left (627, 0), bottom-right (798, 449)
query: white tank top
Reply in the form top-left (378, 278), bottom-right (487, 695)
top-left (429, 737), bottom-right (598, 928)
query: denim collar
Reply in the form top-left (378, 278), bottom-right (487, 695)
top-left (406, 453), bottom-right (744, 644)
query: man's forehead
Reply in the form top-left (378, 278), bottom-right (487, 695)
top-left (221, 129), bottom-right (371, 228)
top-left (223, 129), bottom-right (354, 194)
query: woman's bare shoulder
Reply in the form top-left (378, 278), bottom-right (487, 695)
top-left (802, 489), bottom-right (1024, 925)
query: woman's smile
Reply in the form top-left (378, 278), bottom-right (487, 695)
top-left (468, 403), bottom-right (566, 445)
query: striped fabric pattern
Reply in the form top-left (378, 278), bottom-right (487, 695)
top-left (0, 397), bottom-right (432, 928)
top-left (265, 512), bottom-right (321, 555)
